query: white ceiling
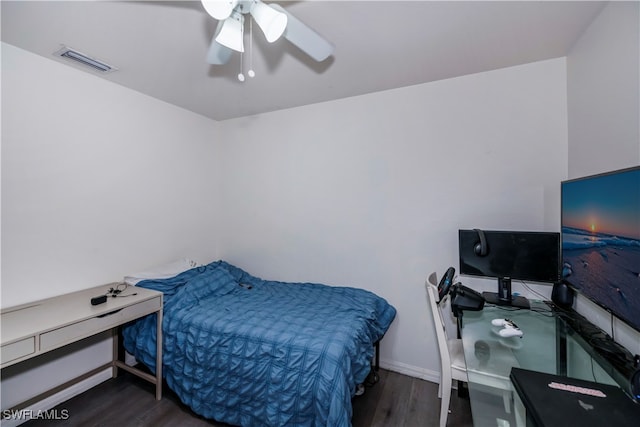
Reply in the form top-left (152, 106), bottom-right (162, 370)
top-left (2, 1), bottom-right (605, 121)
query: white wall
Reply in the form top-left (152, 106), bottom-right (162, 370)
top-left (2, 43), bottom-right (222, 307)
top-left (566, 1), bottom-right (640, 356)
top-left (218, 58), bottom-right (568, 379)
top-left (1, 43), bottom-right (222, 411)
top-left (567, 1), bottom-right (640, 178)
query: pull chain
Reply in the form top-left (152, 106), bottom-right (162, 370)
top-left (238, 14), bottom-right (245, 81)
top-left (248, 16), bottom-right (255, 78)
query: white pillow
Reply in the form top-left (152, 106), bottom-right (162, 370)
top-left (124, 258), bottom-right (198, 285)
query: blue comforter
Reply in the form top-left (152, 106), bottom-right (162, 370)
top-left (123, 261), bottom-right (396, 427)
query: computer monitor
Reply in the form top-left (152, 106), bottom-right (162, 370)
top-left (459, 229), bottom-right (561, 308)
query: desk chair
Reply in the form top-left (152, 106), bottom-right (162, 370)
top-left (426, 277), bottom-right (468, 427)
top-left (427, 274), bottom-right (514, 426)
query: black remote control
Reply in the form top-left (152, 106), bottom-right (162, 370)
top-left (91, 295), bottom-right (107, 306)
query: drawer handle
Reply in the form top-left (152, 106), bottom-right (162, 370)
top-left (97, 309), bottom-right (123, 318)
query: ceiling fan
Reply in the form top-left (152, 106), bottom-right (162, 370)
top-left (201, 0), bottom-right (334, 71)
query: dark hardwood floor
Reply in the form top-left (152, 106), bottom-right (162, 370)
top-left (23, 369), bottom-right (473, 426)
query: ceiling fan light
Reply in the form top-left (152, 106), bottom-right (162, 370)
top-left (215, 12), bottom-right (244, 53)
top-left (207, 20), bottom-right (234, 64)
top-left (250, 1), bottom-right (288, 43)
top-left (201, 0), bottom-right (238, 20)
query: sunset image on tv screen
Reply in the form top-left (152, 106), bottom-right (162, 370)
top-left (561, 167), bottom-right (640, 331)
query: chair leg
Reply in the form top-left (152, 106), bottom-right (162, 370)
top-left (440, 383), bottom-right (451, 427)
top-left (439, 372), bottom-right (452, 427)
top-left (502, 390), bottom-right (512, 414)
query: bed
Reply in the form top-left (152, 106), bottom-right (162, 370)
top-left (122, 260), bottom-right (396, 427)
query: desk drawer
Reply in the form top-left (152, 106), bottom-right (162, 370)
top-left (40, 297), bottom-right (161, 351)
top-left (1, 337), bottom-right (36, 366)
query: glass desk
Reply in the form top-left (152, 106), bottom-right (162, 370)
top-left (459, 300), bottom-right (621, 427)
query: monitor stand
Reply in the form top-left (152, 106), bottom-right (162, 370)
top-left (482, 277), bottom-right (530, 309)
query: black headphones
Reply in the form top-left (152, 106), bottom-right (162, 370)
top-left (473, 228), bottom-right (488, 256)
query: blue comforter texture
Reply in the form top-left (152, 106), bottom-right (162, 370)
top-left (122, 261), bottom-right (396, 427)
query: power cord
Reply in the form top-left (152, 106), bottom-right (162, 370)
top-left (107, 283), bottom-right (137, 298)
top-left (518, 279), bottom-right (548, 301)
top-left (91, 283), bottom-right (137, 305)
top-left (611, 312), bottom-right (615, 341)
top-left (590, 355), bottom-right (599, 382)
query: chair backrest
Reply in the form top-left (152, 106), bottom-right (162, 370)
top-left (426, 280), bottom-right (452, 372)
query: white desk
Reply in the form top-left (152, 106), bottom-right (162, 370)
top-left (1, 284), bottom-right (163, 410)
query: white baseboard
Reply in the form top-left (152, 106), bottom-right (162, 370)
top-left (379, 358), bottom-right (440, 384)
top-left (1, 368), bottom-right (112, 427)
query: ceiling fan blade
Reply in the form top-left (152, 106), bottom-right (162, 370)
top-left (206, 20), bottom-right (233, 64)
top-left (201, 0), bottom-right (237, 20)
top-left (269, 4), bottom-right (334, 62)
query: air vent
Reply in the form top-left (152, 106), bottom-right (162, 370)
top-left (54, 46), bottom-right (117, 73)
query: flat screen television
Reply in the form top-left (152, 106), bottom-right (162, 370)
top-left (561, 166), bottom-right (640, 333)
top-left (459, 229), bottom-right (561, 309)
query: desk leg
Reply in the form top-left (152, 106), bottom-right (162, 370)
top-left (514, 391), bottom-right (526, 427)
top-left (111, 312), bottom-right (163, 400)
top-left (155, 308), bottom-right (163, 400)
top-left (112, 328), bottom-right (119, 379)
top-left (556, 316), bottom-right (568, 376)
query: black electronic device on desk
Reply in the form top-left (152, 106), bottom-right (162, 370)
top-left (437, 266), bottom-right (456, 302)
top-left (459, 229), bottom-right (561, 309)
top-left (450, 283), bottom-right (484, 318)
top-left (510, 367), bottom-right (640, 427)
top-left (437, 267), bottom-right (485, 317)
